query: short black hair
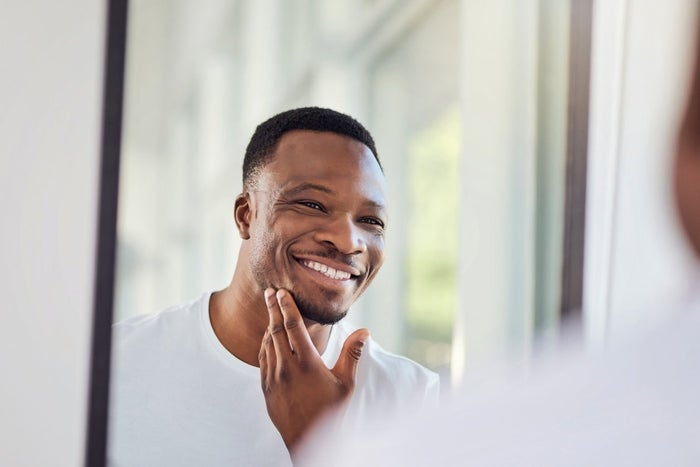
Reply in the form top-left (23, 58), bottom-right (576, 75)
top-left (242, 107), bottom-right (381, 189)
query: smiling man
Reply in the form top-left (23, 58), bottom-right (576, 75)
top-left (108, 107), bottom-right (439, 467)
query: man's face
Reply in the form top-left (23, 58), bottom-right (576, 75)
top-left (244, 130), bottom-right (387, 324)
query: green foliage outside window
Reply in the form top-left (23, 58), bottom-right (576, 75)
top-left (405, 106), bottom-right (460, 371)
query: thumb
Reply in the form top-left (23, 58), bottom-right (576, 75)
top-left (332, 328), bottom-right (369, 387)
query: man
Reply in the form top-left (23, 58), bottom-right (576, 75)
top-left (301, 21), bottom-right (700, 467)
top-left (107, 107), bottom-right (439, 466)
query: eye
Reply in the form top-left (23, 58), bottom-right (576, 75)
top-left (298, 200), bottom-right (325, 212)
top-left (359, 217), bottom-right (385, 229)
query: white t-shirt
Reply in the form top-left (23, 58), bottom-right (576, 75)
top-left (107, 293), bottom-right (439, 467)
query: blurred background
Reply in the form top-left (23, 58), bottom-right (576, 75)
top-left (114, 0), bottom-right (698, 387)
top-left (7, 1), bottom-right (700, 465)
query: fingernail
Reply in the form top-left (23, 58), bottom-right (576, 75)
top-left (276, 289), bottom-right (286, 299)
top-left (264, 288), bottom-right (275, 299)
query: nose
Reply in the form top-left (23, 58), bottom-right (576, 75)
top-left (314, 213), bottom-right (367, 255)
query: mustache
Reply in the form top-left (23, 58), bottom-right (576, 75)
top-left (290, 249), bottom-right (362, 273)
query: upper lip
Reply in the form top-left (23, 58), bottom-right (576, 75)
top-left (292, 254), bottom-right (363, 277)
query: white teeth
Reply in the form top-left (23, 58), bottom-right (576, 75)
top-left (302, 260), bottom-right (351, 280)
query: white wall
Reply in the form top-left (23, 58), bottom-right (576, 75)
top-left (585, 0), bottom-right (698, 346)
top-left (0, 1), bottom-right (106, 466)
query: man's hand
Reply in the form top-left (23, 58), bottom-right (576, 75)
top-left (259, 288), bottom-right (369, 455)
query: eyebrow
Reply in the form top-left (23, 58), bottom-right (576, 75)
top-left (284, 182), bottom-right (387, 211)
top-left (285, 182), bottom-right (334, 197)
top-left (362, 199), bottom-right (387, 211)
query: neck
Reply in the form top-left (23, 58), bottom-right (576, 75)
top-left (209, 267), bottom-right (333, 367)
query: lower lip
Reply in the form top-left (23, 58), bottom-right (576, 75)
top-left (295, 259), bottom-right (355, 289)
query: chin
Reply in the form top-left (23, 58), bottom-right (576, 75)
top-left (294, 293), bottom-right (349, 325)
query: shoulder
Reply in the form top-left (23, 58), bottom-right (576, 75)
top-left (112, 293), bottom-right (208, 348)
top-left (333, 321), bottom-right (440, 402)
top-left (365, 338), bottom-right (439, 388)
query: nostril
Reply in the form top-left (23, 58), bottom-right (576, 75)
top-left (313, 220), bottom-right (367, 255)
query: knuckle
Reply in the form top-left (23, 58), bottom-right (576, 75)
top-left (348, 346), bottom-right (363, 361)
top-left (338, 379), bottom-right (353, 393)
top-left (284, 317), bottom-right (300, 331)
top-left (297, 359), bottom-right (309, 373)
top-left (277, 366), bottom-right (290, 382)
top-left (269, 323), bottom-right (284, 335)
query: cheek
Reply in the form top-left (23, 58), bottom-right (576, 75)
top-left (367, 238), bottom-right (386, 274)
top-left (251, 213), bottom-right (286, 248)
top-left (249, 228), bottom-right (276, 264)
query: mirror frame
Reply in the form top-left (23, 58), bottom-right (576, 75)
top-left (85, 0), bottom-right (128, 465)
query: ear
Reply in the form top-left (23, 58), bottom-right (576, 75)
top-left (234, 192), bottom-right (253, 239)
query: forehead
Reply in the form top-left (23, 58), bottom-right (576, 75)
top-left (260, 130), bottom-right (386, 200)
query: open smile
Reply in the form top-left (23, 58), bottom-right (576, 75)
top-left (299, 259), bottom-right (353, 280)
top-left (293, 256), bottom-right (362, 286)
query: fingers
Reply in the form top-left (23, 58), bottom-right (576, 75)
top-left (275, 289), bottom-right (315, 358)
top-left (259, 329), bottom-right (275, 391)
top-left (332, 328), bottom-right (369, 387)
top-left (265, 288), bottom-right (293, 360)
top-left (259, 330), bottom-right (268, 374)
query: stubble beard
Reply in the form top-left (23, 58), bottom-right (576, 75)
top-left (292, 288), bottom-right (349, 325)
top-left (249, 249), bottom-right (350, 326)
